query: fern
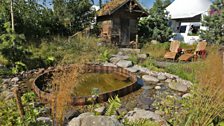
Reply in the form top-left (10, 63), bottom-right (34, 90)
top-left (105, 95), bottom-right (121, 116)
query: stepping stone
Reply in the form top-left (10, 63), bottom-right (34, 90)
top-left (142, 75), bottom-right (159, 84)
top-left (103, 62), bottom-right (117, 67)
top-left (168, 82), bottom-right (188, 92)
top-left (157, 75), bottom-right (167, 81)
top-left (125, 66), bottom-right (139, 73)
top-left (116, 60), bottom-right (133, 68)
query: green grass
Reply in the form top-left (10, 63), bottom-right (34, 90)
top-left (29, 36), bottom-right (118, 66)
top-left (164, 61), bottom-right (204, 82)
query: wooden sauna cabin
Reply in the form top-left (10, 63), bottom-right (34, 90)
top-left (97, 0), bottom-right (148, 47)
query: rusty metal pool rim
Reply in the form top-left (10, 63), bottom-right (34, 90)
top-left (32, 64), bottom-right (140, 106)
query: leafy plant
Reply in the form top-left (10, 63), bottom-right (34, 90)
top-left (140, 58), bottom-right (164, 72)
top-left (105, 95), bottom-right (121, 116)
top-left (128, 54), bottom-right (138, 64)
top-left (11, 61), bottom-right (27, 74)
top-left (44, 56), bottom-right (56, 66)
top-left (99, 49), bottom-right (111, 62)
top-left (0, 92), bottom-right (47, 126)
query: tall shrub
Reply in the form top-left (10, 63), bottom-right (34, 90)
top-left (200, 0), bottom-right (224, 44)
top-left (138, 0), bottom-right (173, 42)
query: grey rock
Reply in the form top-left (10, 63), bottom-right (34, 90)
top-left (157, 83), bottom-right (164, 86)
top-left (141, 86), bottom-right (154, 90)
top-left (64, 110), bottom-right (80, 121)
top-left (94, 106), bottom-right (106, 114)
top-left (0, 63), bottom-right (3, 68)
top-left (124, 108), bottom-right (168, 125)
top-left (117, 51), bottom-right (123, 55)
top-left (36, 117), bottom-right (52, 125)
top-left (2, 84), bottom-right (9, 90)
top-left (140, 67), bottom-right (150, 73)
top-left (11, 77), bottom-right (19, 83)
top-left (116, 60), bottom-right (133, 68)
top-left (182, 93), bottom-right (192, 98)
top-left (117, 107), bottom-right (128, 115)
top-left (68, 113), bottom-right (123, 126)
top-left (155, 86), bottom-right (161, 90)
top-left (139, 95), bottom-right (154, 106)
top-left (40, 107), bottom-right (51, 115)
top-left (116, 55), bottom-right (129, 60)
top-left (142, 75), bottom-right (159, 84)
top-left (110, 55), bottom-right (129, 63)
top-left (165, 79), bottom-right (172, 83)
top-left (154, 110), bottom-right (165, 116)
top-left (110, 57), bottom-right (121, 64)
top-left (2, 78), bottom-right (10, 84)
top-left (157, 75), bottom-right (167, 81)
top-left (103, 62), bottom-right (117, 68)
top-left (125, 66), bottom-right (139, 73)
top-left (137, 54), bottom-right (148, 59)
top-left (4, 91), bottom-right (14, 100)
top-left (168, 82), bottom-right (188, 92)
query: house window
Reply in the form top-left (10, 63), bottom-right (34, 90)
top-left (180, 25), bottom-right (187, 33)
top-left (188, 25), bottom-right (200, 36)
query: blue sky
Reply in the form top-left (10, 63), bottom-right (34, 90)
top-left (40, 0), bottom-right (155, 9)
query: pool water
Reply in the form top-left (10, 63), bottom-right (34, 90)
top-left (73, 73), bottom-right (131, 96)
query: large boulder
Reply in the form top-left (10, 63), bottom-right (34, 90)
top-left (168, 82), bottom-right (188, 92)
top-left (116, 60), bottom-right (133, 68)
top-left (142, 75), bottom-right (159, 84)
top-left (68, 113), bottom-right (123, 126)
top-left (124, 108), bottom-right (168, 125)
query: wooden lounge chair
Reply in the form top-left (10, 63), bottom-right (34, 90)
top-left (164, 40), bottom-right (181, 60)
top-left (179, 41), bottom-right (207, 61)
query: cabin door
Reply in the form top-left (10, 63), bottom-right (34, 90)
top-left (120, 18), bottom-right (130, 46)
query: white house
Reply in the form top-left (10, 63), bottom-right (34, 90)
top-left (166, 0), bottom-right (212, 44)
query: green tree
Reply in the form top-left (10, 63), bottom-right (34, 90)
top-left (53, 0), bottom-right (94, 34)
top-left (138, 0), bottom-right (173, 43)
top-left (200, 0), bottom-right (224, 44)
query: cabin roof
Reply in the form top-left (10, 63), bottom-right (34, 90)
top-left (97, 0), bottom-right (148, 17)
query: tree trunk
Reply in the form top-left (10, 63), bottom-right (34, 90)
top-left (10, 0), bottom-right (15, 32)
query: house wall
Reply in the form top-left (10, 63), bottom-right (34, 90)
top-left (171, 14), bottom-right (203, 44)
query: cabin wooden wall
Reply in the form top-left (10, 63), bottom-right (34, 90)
top-left (98, 4), bottom-right (141, 47)
top-left (101, 20), bottom-right (112, 41)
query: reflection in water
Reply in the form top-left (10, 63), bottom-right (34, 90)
top-left (73, 73), bottom-right (131, 96)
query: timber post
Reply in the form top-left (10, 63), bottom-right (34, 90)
top-left (136, 34), bottom-right (139, 49)
top-left (13, 87), bottom-right (25, 118)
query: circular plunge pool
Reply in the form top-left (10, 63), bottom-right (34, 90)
top-left (32, 65), bottom-right (140, 106)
